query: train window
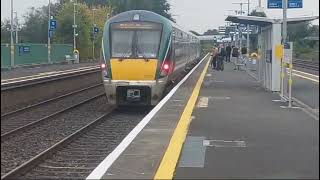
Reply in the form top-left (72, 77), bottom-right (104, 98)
top-left (111, 30), bottom-right (134, 57)
top-left (110, 22), bottom-right (162, 58)
top-left (136, 30), bottom-right (161, 58)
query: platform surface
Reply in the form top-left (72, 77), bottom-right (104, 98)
top-left (174, 63), bottom-right (319, 179)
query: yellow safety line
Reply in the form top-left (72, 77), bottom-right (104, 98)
top-left (154, 57), bottom-right (210, 180)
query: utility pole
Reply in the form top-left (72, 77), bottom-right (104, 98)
top-left (14, 11), bottom-right (18, 44)
top-left (282, 0), bottom-right (293, 107)
top-left (282, 0), bottom-right (287, 44)
top-left (48, 0), bottom-right (51, 64)
top-left (10, 0), bottom-right (14, 67)
top-left (92, 8), bottom-right (97, 61)
top-left (247, 0), bottom-right (250, 58)
top-left (73, 0), bottom-right (77, 51)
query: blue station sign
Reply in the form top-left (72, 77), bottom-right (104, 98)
top-left (50, 20), bottom-right (57, 30)
top-left (268, 0), bottom-right (303, 8)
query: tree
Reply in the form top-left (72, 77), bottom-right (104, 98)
top-left (97, 0), bottom-right (175, 21)
top-left (249, 10), bottom-right (267, 17)
top-left (54, 2), bottom-right (112, 60)
top-left (1, 20), bottom-right (11, 43)
top-left (203, 29), bottom-right (219, 35)
top-left (18, 4), bottom-right (61, 43)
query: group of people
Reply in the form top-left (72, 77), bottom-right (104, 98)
top-left (210, 43), bottom-right (248, 71)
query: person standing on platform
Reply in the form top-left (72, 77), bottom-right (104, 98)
top-left (217, 44), bottom-right (226, 71)
top-left (226, 44), bottom-right (232, 63)
top-left (232, 46), bottom-right (240, 70)
top-left (210, 47), bottom-right (218, 69)
top-left (241, 45), bottom-right (248, 66)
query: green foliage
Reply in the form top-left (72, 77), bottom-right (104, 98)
top-left (18, 4), bottom-right (61, 43)
top-left (1, 0), bottom-right (174, 61)
top-left (288, 23), bottom-right (319, 60)
top-left (1, 20), bottom-right (10, 43)
top-left (90, 0), bottom-right (175, 21)
top-left (54, 2), bottom-right (112, 60)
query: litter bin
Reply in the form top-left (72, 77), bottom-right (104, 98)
top-left (73, 49), bottom-right (79, 64)
top-left (249, 53), bottom-right (258, 71)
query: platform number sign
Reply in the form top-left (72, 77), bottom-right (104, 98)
top-left (268, 0), bottom-right (303, 8)
top-left (50, 20), bottom-right (57, 30)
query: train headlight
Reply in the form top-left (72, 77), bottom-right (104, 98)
top-left (101, 63), bottom-right (106, 69)
top-left (163, 64), bottom-right (169, 70)
top-left (100, 63), bottom-right (109, 78)
top-left (160, 61), bottom-right (171, 77)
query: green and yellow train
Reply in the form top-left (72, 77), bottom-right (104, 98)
top-left (100, 10), bottom-right (201, 105)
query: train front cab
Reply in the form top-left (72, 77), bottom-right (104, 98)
top-left (101, 21), bottom-right (170, 106)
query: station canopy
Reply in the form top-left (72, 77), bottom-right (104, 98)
top-left (225, 15), bottom-right (319, 27)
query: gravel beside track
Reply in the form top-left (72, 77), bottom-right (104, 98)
top-left (15, 107), bottom-right (150, 179)
top-left (1, 85), bottom-right (104, 135)
top-left (1, 95), bottom-right (111, 177)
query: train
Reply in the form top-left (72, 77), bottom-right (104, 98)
top-left (100, 10), bottom-right (201, 106)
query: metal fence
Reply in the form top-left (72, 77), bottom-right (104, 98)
top-left (1, 43), bottom-right (73, 68)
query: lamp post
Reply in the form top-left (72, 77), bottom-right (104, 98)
top-left (13, 11), bottom-right (19, 44)
top-left (247, 0), bottom-right (250, 58)
top-left (48, 0), bottom-right (52, 64)
top-left (92, 8), bottom-right (97, 61)
top-left (73, 0), bottom-right (77, 51)
top-left (10, 0), bottom-right (14, 67)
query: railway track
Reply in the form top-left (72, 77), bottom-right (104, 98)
top-left (1, 65), bottom-right (102, 114)
top-left (1, 83), bottom-right (102, 118)
top-left (1, 94), bottom-right (112, 177)
top-left (1, 66), bottom-right (100, 91)
top-left (1, 83), bottom-right (104, 136)
top-left (2, 107), bottom-right (149, 180)
top-left (293, 59), bottom-right (319, 71)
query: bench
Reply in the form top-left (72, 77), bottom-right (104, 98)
top-left (65, 55), bottom-right (75, 64)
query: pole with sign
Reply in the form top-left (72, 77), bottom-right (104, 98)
top-left (283, 42), bottom-right (294, 107)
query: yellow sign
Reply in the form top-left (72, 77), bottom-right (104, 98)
top-left (275, 44), bottom-right (283, 60)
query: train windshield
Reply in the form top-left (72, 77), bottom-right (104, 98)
top-left (110, 22), bottom-right (162, 59)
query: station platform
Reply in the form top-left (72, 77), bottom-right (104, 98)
top-left (1, 61), bottom-right (99, 82)
top-left (86, 56), bottom-right (319, 179)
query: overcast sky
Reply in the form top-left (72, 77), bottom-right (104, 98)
top-left (1, 0), bottom-right (319, 34)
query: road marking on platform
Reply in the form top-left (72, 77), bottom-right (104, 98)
top-left (86, 54), bottom-right (209, 180)
top-left (203, 140), bottom-right (246, 148)
top-left (154, 57), bottom-right (210, 180)
top-left (206, 73), bottom-right (212, 77)
top-left (197, 97), bottom-right (209, 108)
top-left (210, 96), bottom-right (231, 100)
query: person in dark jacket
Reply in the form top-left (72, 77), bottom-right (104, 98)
top-left (216, 44), bottom-right (225, 71)
top-left (225, 44), bottom-right (232, 63)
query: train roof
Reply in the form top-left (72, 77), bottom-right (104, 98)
top-left (107, 10), bottom-right (199, 39)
